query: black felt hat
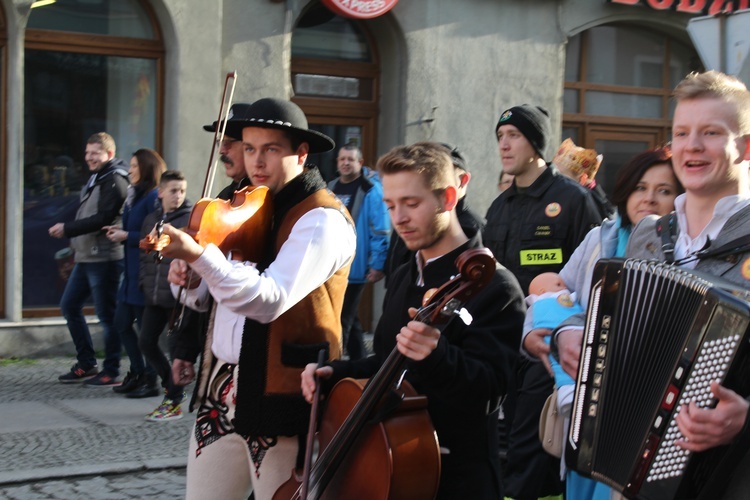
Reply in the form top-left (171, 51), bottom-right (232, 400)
top-left (224, 98), bottom-right (335, 154)
top-left (495, 104), bottom-right (551, 160)
top-left (202, 103), bottom-right (253, 141)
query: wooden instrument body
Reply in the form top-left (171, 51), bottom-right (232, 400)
top-left (186, 185), bottom-right (273, 262)
top-left (316, 378), bottom-right (441, 500)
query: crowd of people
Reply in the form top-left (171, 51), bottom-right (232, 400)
top-left (46, 69), bottom-right (749, 499)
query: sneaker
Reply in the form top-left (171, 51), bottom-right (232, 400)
top-left (58, 364), bottom-right (99, 384)
top-left (83, 372), bottom-right (120, 387)
top-left (126, 377), bottom-right (160, 398)
top-left (113, 371), bottom-right (142, 394)
top-left (145, 398), bottom-right (183, 422)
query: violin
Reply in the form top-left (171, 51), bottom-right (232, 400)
top-left (140, 70), bottom-right (273, 262)
top-left (139, 184), bottom-right (273, 263)
top-left (274, 248), bottom-right (496, 500)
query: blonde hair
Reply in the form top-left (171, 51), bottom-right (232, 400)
top-left (673, 71), bottom-right (750, 134)
top-left (376, 142), bottom-right (454, 191)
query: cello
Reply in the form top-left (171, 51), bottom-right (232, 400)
top-left (274, 248), bottom-right (496, 500)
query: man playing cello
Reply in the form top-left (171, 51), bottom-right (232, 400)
top-left (302, 142), bottom-right (525, 499)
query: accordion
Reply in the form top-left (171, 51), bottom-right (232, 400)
top-left (566, 258), bottom-right (750, 499)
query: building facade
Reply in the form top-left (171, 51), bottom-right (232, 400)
top-left (1, 0), bottom-right (748, 355)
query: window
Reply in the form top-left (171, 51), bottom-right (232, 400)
top-left (563, 24), bottom-right (701, 195)
top-left (23, 0), bottom-right (163, 316)
top-left (291, 2), bottom-right (379, 181)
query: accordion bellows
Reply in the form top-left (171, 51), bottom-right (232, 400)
top-left (567, 258), bottom-right (750, 499)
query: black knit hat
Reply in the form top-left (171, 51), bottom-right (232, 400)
top-left (202, 103), bottom-right (253, 141)
top-left (224, 98), bottom-right (335, 154)
top-left (495, 104), bottom-right (551, 160)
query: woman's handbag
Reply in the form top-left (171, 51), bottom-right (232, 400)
top-left (539, 386), bottom-right (564, 458)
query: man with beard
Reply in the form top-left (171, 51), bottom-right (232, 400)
top-left (302, 142), bottom-right (525, 498)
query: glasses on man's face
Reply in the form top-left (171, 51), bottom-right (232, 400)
top-left (216, 137), bottom-right (240, 149)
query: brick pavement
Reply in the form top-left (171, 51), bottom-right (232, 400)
top-left (0, 357), bottom-right (194, 497)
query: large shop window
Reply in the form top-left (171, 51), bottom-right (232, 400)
top-left (23, 0), bottom-right (163, 316)
top-left (562, 24), bottom-right (701, 196)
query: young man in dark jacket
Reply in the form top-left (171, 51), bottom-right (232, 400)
top-left (483, 105), bottom-right (601, 499)
top-left (302, 142), bottom-right (525, 499)
top-left (138, 170), bottom-right (194, 421)
top-left (50, 132), bottom-right (129, 384)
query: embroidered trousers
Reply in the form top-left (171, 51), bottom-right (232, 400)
top-left (186, 362), bottom-right (299, 500)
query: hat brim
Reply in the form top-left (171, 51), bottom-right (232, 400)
top-left (203, 122), bottom-right (245, 141)
top-left (225, 121), bottom-right (335, 154)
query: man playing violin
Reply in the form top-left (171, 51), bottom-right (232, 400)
top-left (159, 98), bottom-right (356, 500)
top-left (301, 142), bottom-right (525, 499)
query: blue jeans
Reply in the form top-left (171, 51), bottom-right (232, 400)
top-left (114, 300), bottom-right (154, 378)
top-left (60, 260), bottom-right (123, 375)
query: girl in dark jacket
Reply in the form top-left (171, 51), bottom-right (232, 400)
top-left (102, 149), bottom-right (165, 396)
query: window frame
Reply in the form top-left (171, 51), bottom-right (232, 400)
top-left (21, 0), bottom-right (164, 318)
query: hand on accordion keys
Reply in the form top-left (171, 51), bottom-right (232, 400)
top-left (675, 380), bottom-right (750, 452)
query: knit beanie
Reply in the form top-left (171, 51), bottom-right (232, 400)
top-left (495, 104), bottom-right (551, 160)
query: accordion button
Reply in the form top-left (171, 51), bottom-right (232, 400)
top-left (662, 385), bottom-right (679, 410)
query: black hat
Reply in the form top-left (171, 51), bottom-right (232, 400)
top-left (202, 103), bottom-right (253, 141)
top-left (224, 98), bottom-right (335, 154)
top-left (495, 104), bottom-right (551, 160)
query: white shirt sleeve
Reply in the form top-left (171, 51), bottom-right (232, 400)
top-left (170, 280), bottom-right (210, 312)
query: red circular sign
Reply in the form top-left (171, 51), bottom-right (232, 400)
top-left (321, 0), bottom-right (398, 19)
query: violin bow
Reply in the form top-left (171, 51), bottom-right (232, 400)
top-left (301, 349), bottom-right (327, 499)
top-left (168, 71), bottom-right (237, 335)
top-left (204, 71), bottom-right (237, 198)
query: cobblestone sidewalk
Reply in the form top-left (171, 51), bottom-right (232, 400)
top-left (0, 358), bottom-right (194, 486)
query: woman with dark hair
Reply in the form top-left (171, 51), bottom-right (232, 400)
top-left (89, 148), bottom-right (166, 397)
top-left (522, 145), bottom-right (683, 499)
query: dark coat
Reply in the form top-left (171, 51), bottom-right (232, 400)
top-left (138, 199), bottom-right (193, 308)
top-left (483, 165), bottom-right (601, 294)
top-left (118, 186), bottom-right (160, 305)
top-left (66, 158), bottom-right (129, 262)
top-left (329, 232), bottom-right (525, 498)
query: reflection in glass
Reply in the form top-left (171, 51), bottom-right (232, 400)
top-left (293, 14), bottom-right (370, 62)
top-left (585, 26), bottom-right (665, 88)
top-left (594, 140), bottom-right (649, 196)
top-left (563, 88), bottom-right (579, 114)
top-left (295, 74), bottom-right (360, 98)
top-left (585, 91), bottom-right (662, 119)
top-left (27, 0), bottom-right (153, 39)
top-left (23, 50), bottom-right (157, 308)
top-left (561, 127), bottom-right (579, 144)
